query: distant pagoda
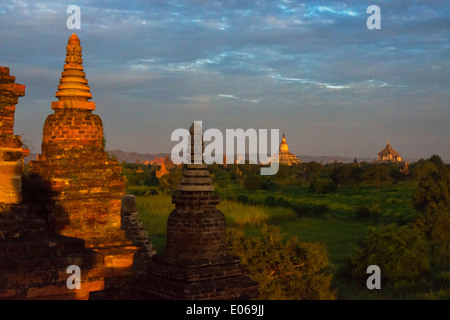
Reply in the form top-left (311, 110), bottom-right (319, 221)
top-left (377, 139), bottom-right (402, 163)
top-left (278, 133), bottom-right (300, 166)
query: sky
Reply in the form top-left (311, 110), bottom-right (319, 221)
top-left (1, 0), bottom-right (449, 161)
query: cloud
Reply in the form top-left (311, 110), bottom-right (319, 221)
top-left (1, 0), bottom-right (449, 159)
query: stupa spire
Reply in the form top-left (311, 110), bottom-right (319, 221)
top-left (53, 33), bottom-right (95, 110)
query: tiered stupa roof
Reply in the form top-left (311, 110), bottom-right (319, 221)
top-left (53, 34), bottom-right (94, 108)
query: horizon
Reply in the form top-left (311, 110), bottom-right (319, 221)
top-left (25, 148), bottom-right (448, 165)
top-left (1, 1), bottom-right (449, 160)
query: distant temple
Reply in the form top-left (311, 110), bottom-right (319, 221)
top-left (155, 162), bottom-right (168, 177)
top-left (278, 133), bottom-right (300, 166)
top-left (377, 139), bottom-right (402, 163)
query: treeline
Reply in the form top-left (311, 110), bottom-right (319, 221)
top-left (236, 160), bottom-right (415, 192)
top-left (122, 155), bottom-right (447, 197)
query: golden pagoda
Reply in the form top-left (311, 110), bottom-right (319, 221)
top-left (377, 139), bottom-right (402, 163)
top-left (278, 133), bottom-right (300, 166)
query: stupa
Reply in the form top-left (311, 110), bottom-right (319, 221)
top-left (278, 133), bottom-right (300, 166)
top-left (29, 34), bottom-right (138, 281)
top-left (1, 66), bottom-right (104, 300)
top-left (138, 122), bottom-right (259, 299)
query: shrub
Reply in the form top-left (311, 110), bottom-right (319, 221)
top-left (144, 187), bottom-right (159, 196)
top-left (237, 195), bottom-right (249, 204)
top-left (310, 178), bottom-right (337, 194)
top-left (244, 174), bottom-right (264, 191)
top-left (276, 196), bottom-right (291, 208)
top-left (264, 195), bottom-right (276, 207)
top-left (293, 203), bottom-right (310, 217)
top-left (354, 205), bottom-right (371, 220)
top-left (354, 205), bottom-right (381, 222)
top-left (312, 204), bottom-right (329, 216)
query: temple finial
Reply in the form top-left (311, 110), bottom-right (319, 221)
top-left (68, 33), bottom-right (80, 46)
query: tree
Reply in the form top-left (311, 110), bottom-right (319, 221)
top-left (412, 155), bottom-right (449, 212)
top-left (301, 161), bottom-right (323, 181)
top-left (349, 224), bottom-right (430, 285)
top-left (332, 164), bottom-right (364, 187)
top-left (227, 225), bottom-right (336, 300)
top-left (412, 208), bottom-right (450, 266)
top-left (410, 155), bottom-right (450, 266)
top-left (361, 164), bottom-right (393, 187)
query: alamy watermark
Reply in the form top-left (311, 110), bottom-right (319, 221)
top-left (171, 121), bottom-right (280, 175)
top-left (367, 5), bottom-right (381, 30)
top-left (366, 265), bottom-right (381, 290)
top-left (66, 265), bottom-right (81, 289)
top-left (67, 5), bottom-right (81, 30)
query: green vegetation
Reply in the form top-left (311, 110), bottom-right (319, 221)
top-left (126, 155), bottom-right (450, 299)
top-left (227, 225), bottom-right (336, 300)
top-left (349, 223), bottom-right (431, 284)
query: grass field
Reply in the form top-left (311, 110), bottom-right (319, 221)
top-left (135, 193), bottom-right (372, 299)
top-left (133, 179), bottom-right (450, 300)
top-left (215, 181), bottom-right (419, 223)
top-left (136, 194), bottom-right (298, 249)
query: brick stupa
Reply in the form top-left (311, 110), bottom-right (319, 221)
top-left (29, 34), bottom-right (138, 283)
top-left (0, 66), bottom-right (105, 300)
top-left (139, 122), bottom-right (259, 300)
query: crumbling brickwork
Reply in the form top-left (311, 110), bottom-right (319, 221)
top-left (0, 67), bottom-right (26, 205)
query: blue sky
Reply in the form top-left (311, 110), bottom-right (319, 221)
top-left (1, 0), bottom-right (449, 161)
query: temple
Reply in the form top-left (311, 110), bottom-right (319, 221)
top-left (278, 133), bottom-right (300, 166)
top-left (377, 139), bottom-right (402, 163)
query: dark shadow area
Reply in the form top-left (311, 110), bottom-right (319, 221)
top-left (22, 172), bottom-right (69, 234)
top-left (0, 173), bottom-right (105, 300)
